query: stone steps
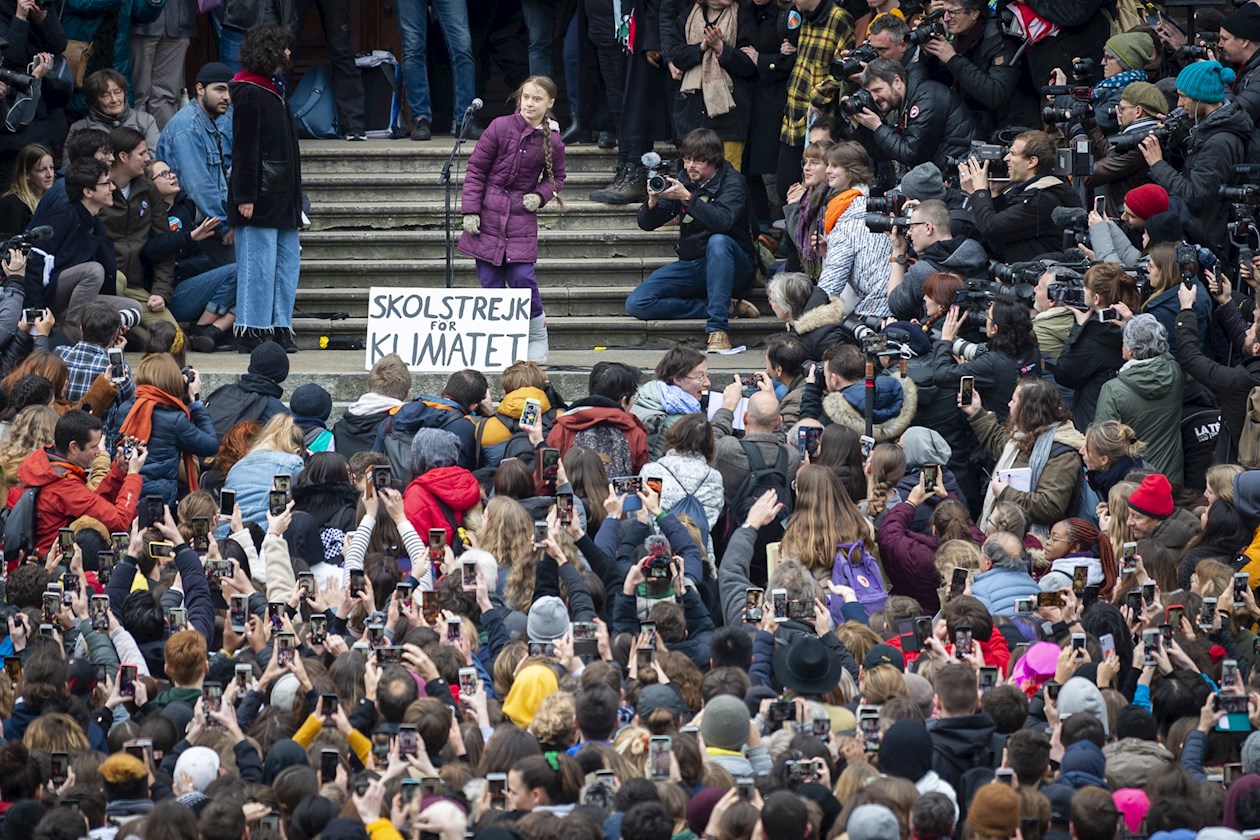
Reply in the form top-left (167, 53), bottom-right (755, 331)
top-left (298, 228), bottom-right (676, 260)
top-left (306, 198), bottom-right (655, 232)
top-left (295, 255), bottom-right (676, 288)
top-left (297, 139), bottom-right (654, 175)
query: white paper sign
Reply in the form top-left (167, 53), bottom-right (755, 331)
top-left (365, 287), bottom-right (531, 373)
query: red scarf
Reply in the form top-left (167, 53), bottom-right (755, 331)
top-left (118, 385), bottom-right (199, 493)
top-left (232, 70), bottom-right (280, 95)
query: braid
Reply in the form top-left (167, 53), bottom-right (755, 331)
top-left (541, 115), bottom-right (565, 211)
top-left (1066, 517), bottom-right (1118, 600)
top-left (867, 480), bottom-right (891, 520)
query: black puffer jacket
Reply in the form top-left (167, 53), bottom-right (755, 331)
top-left (1148, 100), bottom-right (1253, 252)
top-left (930, 338), bottom-right (1041, 423)
top-left (1230, 47), bottom-right (1260, 129)
top-left (866, 73), bottom-right (975, 172)
top-left (888, 235), bottom-right (990, 320)
top-left (1054, 318), bottom-right (1123, 430)
top-left (967, 174), bottom-right (1082, 263)
top-left (927, 17), bottom-right (1037, 139)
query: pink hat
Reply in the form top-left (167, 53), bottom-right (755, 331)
top-left (1114, 788), bottom-right (1150, 833)
top-left (1009, 641), bottom-right (1060, 692)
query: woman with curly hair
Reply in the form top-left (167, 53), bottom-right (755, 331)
top-left (963, 377), bottom-right (1085, 538)
top-left (228, 24), bottom-right (303, 352)
top-left (780, 464), bottom-right (872, 578)
top-left (0, 405), bottom-right (55, 504)
top-left (480, 495), bottom-right (539, 612)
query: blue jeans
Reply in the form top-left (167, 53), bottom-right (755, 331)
top-left (169, 264), bottom-right (238, 322)
top-left (396, 0), bottom-right (476, 122)
top-left (212, 14), bottom-right (245, 74)
top-left (521, 0), bottom-right (555, 76)
top-left (235, 228), bottom-right (300, 331)
top-left (625, 234), bottom-right (754, 333)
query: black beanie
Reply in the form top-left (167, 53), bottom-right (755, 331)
top-left (248, 341), bottom-right (290, 383)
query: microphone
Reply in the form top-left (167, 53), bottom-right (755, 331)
top-left (26, 226), bottom-right (52, 241)
top-left (1050, 206), bottom-right (1088, 228)
top-left (465, 98), bottom-right (483, 116)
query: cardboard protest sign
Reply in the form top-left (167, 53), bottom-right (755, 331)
top-left (365, 287), bottom-right (530, 372)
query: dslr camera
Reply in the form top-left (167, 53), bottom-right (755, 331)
top-left (830, 44), bottom-right (877, 80)
top-left (906, 18), bottom-right (945, 45)
top-left (841, 89), bottom-right (878, 116)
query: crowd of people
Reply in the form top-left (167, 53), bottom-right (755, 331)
top-left (13, 1), bottom-right (1260, 840)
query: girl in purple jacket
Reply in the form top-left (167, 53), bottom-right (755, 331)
top-left (459, 75), bottom-right (566, 362)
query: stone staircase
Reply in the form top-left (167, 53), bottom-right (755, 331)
top-left (188, 139), bottom-right (785, 410)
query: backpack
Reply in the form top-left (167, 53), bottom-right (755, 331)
top-left (572, 423), bottom-right (633, 479)
top-left (831, 541), bottom-right (887, 617)
top-left (1185, 403), bottom-right (1224, 490)
top-left (658, 463), bottom-right (712, 543)
top-left (716, 441), bottom-right (793, 585)
top-left (381, 402), bottom-right (466, 482)
top-left (290, 64), bottom-right (340, 139)
top-left (475, 415), bottom-right (534, 469)
top-left (3, 486), bottom-right (39, 563)
top-left (205, 383), bottom-right (272, 439)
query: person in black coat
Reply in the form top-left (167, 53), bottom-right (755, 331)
top-left (663, 0), bottom-right (758, 145)
top-left (1053, 263), bottom-right (1139, 431)
top-left (931, 296), bottom-right (1041, 423)
top-left (744, 0), bottom-right (794, 196)
top-left (227, 24), bottom-right (302, 354)
top-left (847, 56), bottom-right (975, 173)
top-left (0, 1), bottom-right (70, 192)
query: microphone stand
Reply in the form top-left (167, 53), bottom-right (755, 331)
top-left (439, 104), bottom-right (477, 290)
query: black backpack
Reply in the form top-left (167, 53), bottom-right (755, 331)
top-left (716, 441), bottom-right (793, 587)
top-left (381, 403), bottom-right (467, 482)
top-left (3, 485), bottom-right (39, 563)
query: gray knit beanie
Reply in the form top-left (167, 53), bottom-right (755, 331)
top-left (1242, 731), bottom-right (1260, 775)
top-left (700, 695), bottom-right (752, 752)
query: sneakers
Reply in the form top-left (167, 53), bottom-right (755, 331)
top-left (345, 130), bottom-right (367, 141)
top-left (187, 325), bottom-right (221, 354)
top-left (706, 330), bottom-right (731, 352)
top-left (590, 164), bottom-right (646, 206)
top-left (411, 118), bottom-right (432, 141)
top-left (236, 329), bottom-right (271, 354)
top-left (730, 299), bottom-right (760, 319)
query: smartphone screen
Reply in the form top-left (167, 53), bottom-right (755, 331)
top-left (219, 489), bottom-right (236, 517)
top-left (958, 375), bottom-right (974, 405)
top-left (648, 736), bottom-right (671, 779)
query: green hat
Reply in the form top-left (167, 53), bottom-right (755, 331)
top-left (1106, 31), bottom-right (1154, 70)
top-left (1120, 81), bottom-right (1168, 117)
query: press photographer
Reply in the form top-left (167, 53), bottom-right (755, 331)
top-left (1141, 61), bottom-right (1253, 252)
top-left (886, 198), bottom-right (990, 321)
top-left (626, 128), bottom-right (757, 353)
top-left (1216, 4), bottom-right (1260, 128)
top-left (957, 130), bottom-right (1081, 263)
top-left (1054, 262), bottom-right (1140, 429)
top-left (931, 294), bottom-right (1041, 422)
top-left (917, 0), bottom-right (1037, 137)
top-left (845, 57), bottom-right (975, 173)
top-left (1084, 81), bottom-right (1168, 215)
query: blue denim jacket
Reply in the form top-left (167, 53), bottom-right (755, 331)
top-left (156, 100), bottom-right (233, 238)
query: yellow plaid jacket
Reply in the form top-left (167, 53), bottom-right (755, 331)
top-left (781, 0), bottom-right (855, 145)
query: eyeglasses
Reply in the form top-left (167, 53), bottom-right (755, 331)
top-left (95, 180), bottom-right (113, 189)
top-left (154, 169), bottom-right (178, 180)
top-left (905, 221), bottom-right (929, 228)
top-left (941, 8), bottom-right (973, 17)
top-left (683, 371), bottom-right (711, 382)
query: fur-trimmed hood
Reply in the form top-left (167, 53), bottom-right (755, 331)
top-left (795, 297), bottom-right (848, 336)
top-left (822, 372), bottom-right (918, 441)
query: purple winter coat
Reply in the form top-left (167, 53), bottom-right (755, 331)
top-left (458, 112), bottom-right (567, 266)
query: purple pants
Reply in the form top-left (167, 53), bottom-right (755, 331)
top-left (475, 260), bottom-right (544, 318)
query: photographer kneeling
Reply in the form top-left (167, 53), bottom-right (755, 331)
top-left (627, 128), bottom-right (757, 353)
top-left (931, 296), bottom-right (1040, 422)
top-left (1140, 61), bottom-right (1252, 252)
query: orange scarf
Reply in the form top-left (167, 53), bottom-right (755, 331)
top-left (118, 384), bottom-right (199, 493)
top-left (823, 188), bottom-right (862, 234)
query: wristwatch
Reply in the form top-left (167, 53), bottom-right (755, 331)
top-left (890, 254), bottom-right (908, 265)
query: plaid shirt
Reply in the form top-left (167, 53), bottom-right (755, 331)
top-left (56, 341), bottom-right (133, 406)
top-left (781, 0), bottom-right (854, 146)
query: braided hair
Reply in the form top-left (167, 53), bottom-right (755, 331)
top-left (516, 75), bottom-right (565, 211)
top-left (1063, 517), bottom-right (1118, 601)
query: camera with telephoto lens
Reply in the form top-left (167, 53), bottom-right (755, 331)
top-left (0, 67), bottom-right (34, 92)
top-left (642, 152), bottom-right (672, 194)
top-left (1220, 184), bottom-right (1260, 204)
top-left (950, 337), bottom-right (986, 361)
top-left (906, 19), bottom-right (946, 45)
top-left (1071, 58), bottom-right (1095, 82)
top-left (839, 314), bottom-right (885, 346)
top-left (1110, 109), bottom-right (1190, 153)
top-left (865, 213), bottom-right (911, 234)
top-left (1173, 45), bottom-right (1208, 61)
top-left (867, 191), bottom-right (907, 215)
top-left (831, 43), bottom-right (878, 80)
top-left (990, 261), bottom-right (1046, 290)
top-left (841, 88), bottom-right (878, 116)
top-left (1043, 102), bottom-right (1091, 123)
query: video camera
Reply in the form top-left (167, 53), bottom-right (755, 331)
top-left (831, 44), bottom-right (878, 80)
top-left (641, 152), bottom-right (673, 194)
top-left (841, 89), bottom-right (878, 116)
top-left (0, 225), bottom-right (51, 256)
top-left (1043, 102), bottom-right (1091, 124)
top-left (1110, 109), bottom-right (1190, 153)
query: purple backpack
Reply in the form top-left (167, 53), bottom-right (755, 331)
top-left (831, 541), bottom-right (888, 618)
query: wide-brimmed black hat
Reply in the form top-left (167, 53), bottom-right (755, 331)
top-left (773, 634), bottom-right (844, 696)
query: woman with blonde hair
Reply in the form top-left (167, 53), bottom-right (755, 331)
top-left (781, 464), bottom-right (872, 577)
top-left (0, 144), bottom-right (54, 238)
top-left (116, 354), bottom-right (218, 506)
top-left (613, 725), bottom-right (651, 777)
top-left (1081, 420), bottom-right (1147, 502)
top-left (1205, 464), bottom-right (1244, 509)
top-left (23, 712), bottom-right (90, 754)
top-left (860, 664), bottom-right (908, 705)
top-left (0, 405), bottom-right (56, 504)
top-left (529, 691), bottom-right (577, 752)
top-left (224, 413), bottom-right (305, 524)
top-left (480, 496), bottom-right (539, 612)
top-left (1099, 481), bottom-right (1137, 563)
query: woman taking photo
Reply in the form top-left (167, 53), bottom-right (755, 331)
top-left (933, 297), bottom-right (1040, 423)
top-left (228, 24), bottom-right (303, 353)
top-left (224, 413), bottom-right (305, 524)
top-left (0, 144), bottom-right (53, 238)
top-left (1142, 241), bottom-right (1211, 357)
top-left (116, 355), bottom-right (219, 507)
top-left (1055, 263), bottom-right (1141, 429)
top-left (815, 141), bottom-right (892, 318)
top-left (460, 75), bottom-right (565, 362)
top-left (963, 377), bottom-right (1085, 538)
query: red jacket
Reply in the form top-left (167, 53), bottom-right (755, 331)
top-left (17, 447), bottom-right (142, 556)
top-left (546, 403), bottom-right (649, 472)
top-left (403, 466), bottom-right (482, 546)
top-left (887, 621), bottom-right (1012, 673)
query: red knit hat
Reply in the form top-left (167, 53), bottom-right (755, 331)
top-left (1124, 184), bottom-right (1170, 221)
top-left (1128, 473), bottom-right (1174, 518)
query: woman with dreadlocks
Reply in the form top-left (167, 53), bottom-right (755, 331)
top-left (1044, 516), bottom-right (1118, 600)
top-left (459, 75), bottom-right (566, 364)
